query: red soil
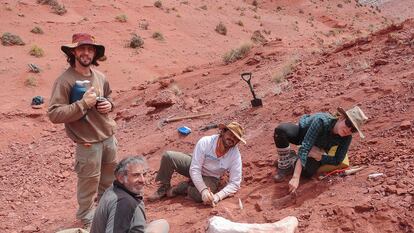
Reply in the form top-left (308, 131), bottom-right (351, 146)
top-left (0, 0), bottom-right (413, 232)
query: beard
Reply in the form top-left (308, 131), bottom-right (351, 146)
top-left (123, 177), bottom-right (144, 194)
top-left (76, 55), bottom-right (93, 67)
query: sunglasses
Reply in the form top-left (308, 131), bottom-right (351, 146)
top-left (345, 118), bottom-right (358, 133)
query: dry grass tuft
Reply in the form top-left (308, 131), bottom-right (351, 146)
top-left (31, 26), bottom-right (44, 34)
top-left (223, 43), bottom-right (252, 64)
top-left (272, 57), bottom-right (299, 83)
top-left (154, 0), bottom-right (162, 8)
top-left (25, 76), bottom-right (38, 87)
top-left (215, 22), bottom-right (227, 35)
top-left (115, 14), bottom-right (128, 22)
top-left (130, 34), bottom-right (144, 48)
top-left (1, 32), bottom-right (25, 46)
top-left (29, 45), bottom-right (44, 57)
top-left (37, 0), bottom-right (66, 15)
top-left (152, 32), bottom-right (164, 41)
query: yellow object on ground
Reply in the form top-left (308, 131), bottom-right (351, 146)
top-left (317, 146), bottom-right (349, 174)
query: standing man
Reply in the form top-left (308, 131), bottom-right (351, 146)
top-left (148, 122), bottom-right (245, 207)
top-left (90, 156), bottom-right (169, 233)
top-left (48, 33), bottom-right (117, 228)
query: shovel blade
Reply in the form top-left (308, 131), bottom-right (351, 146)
top-left (251, 98), bottom-right (263, 107)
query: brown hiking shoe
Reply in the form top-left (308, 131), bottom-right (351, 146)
top-left (166, 181), bottom-right (189, 198)
top-left (273, 168), bottom-right (292, 183)
top-left (147, 185), bottom-right (169, 202)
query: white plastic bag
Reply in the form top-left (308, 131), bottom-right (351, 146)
top-left (206, 216), bottom-right (298, 233)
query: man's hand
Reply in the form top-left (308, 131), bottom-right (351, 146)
top-left (82, 87), bottom-right (97, 108)
top-left (201, 189), bottom-right (214, 205)
top-left (96, 99), bottom-right (112, 114)
top-left (212, 194), bottom-right (221, 205)
top-left (308, 146), bottom-right (324, 161)
top-left (288, 177), bottom-right (299, 193)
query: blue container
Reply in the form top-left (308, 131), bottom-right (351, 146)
top-left (178, 126), bottom-right (191, 135)
top-left (70, 80), bottom-right (90, 104)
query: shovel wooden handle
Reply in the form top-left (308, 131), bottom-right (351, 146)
top-left (165, 113), bottom-right (212, 123)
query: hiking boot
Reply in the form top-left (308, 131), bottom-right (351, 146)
top-left (147, 185), bottom-right (170, 202)
top-left (166, 181), bottom-right (189, 198)
top-left (273, 167), bottom-right (293, 183)
top-left (274, 149), bottom-right (297, 182)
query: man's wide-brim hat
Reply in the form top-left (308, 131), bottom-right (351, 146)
top-left (338, 106), bottom-right (368, 139)
top-left (218, 121), bottom-right (246, 144)
top-left (61, 33), bottom-right (105, 60)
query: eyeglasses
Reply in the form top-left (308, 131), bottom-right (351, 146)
top-left (345, 118), bottom-right (358, 133)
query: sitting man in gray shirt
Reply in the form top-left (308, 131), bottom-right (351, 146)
top-left (90, 156), bottom-right (169, 233)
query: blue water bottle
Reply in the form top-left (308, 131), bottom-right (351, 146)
top-left (70, 80), bottom-right (90, 104)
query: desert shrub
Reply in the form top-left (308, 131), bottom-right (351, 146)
top-left (236, 20), bottom-right (244, 26)
top-left (154, 0), bottom-right (162, 8)
top-left (215, 22), bottom-right (227, 35)
top-left (251, 30), bottom-right (267, 44)
top-left (31, 26), bottom-right (44, 34)
top-left (115, 14), bottom-right (128, 22)
top-left (37, 0), bottom-right (66, 15)
top-left (272, 58), bottom-right (298, 83)
top-left (130, 34), bottom-right (144, 48)
top-left (25, 76), bottom-right (37, 87)
top-left (223, 43), bottom-right (252, 64)
top-left (252, 0), bottom-right (258, 6)
top-left (1, 32), bottom-right (25, 46)
top-left (152, 31), bottom-right (164, 41)
top-left (52, 4), bottom-right (66, 15)
top-left (170, 84), bottom-right (182, 96)
top-left (200, 5), bottom-right (207, 10)
top-left (29, 45), bottom-right (44, 57)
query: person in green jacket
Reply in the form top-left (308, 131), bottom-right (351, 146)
top-left (273, 106), bottom-right (368, 193)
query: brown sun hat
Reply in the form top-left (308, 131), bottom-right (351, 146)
top-left (218, 121), bottom-right (246, 144)
top-left (61, 33), bottom-right (105, 60)
top-left (338, 106), bottom-right (368, 139)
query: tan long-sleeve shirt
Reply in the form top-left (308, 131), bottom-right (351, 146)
top-left (48, 67), bottom-right (116, 143)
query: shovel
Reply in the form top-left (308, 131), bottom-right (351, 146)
top-left (241, 72), bottom-right (263, 107)
top-left (157, 112), bottom-right (212, 129)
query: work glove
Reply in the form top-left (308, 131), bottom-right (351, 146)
top-left (82, 87), bottom-right (97, 108)
top-left (201, 189), bottom-right (214, 205)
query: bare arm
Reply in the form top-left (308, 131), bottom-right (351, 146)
top-left (288, 159), bottom-right (303, 193)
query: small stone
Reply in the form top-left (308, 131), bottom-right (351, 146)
top-left (21, 225), bottom-right (39, 233)
top-left (372, 59), bottom-right (388, 67)
top-left (400, 120), bottom-right (411, 130)
top-left (254, 200), bottom-right (263, 212)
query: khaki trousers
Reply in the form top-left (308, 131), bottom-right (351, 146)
top-left (74, 135), bottom-right (118, 223)
top-left (155, 151), bottom-right (219, 203)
